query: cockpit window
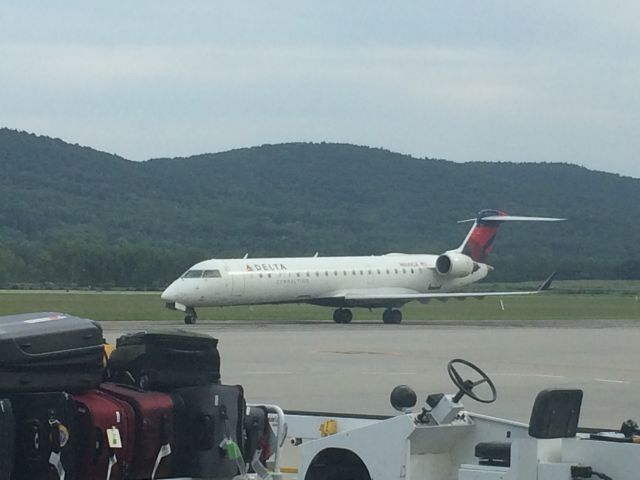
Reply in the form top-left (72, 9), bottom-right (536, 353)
top-left (182, 270), bottom-right (204, 278)
top-left (203, 269), bottom-right (222, 278)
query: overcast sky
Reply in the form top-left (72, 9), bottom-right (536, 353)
top-left (1, 1), bottom-right (639, 177)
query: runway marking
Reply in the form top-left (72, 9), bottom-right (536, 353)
top-left (492, 373), bottom-right (565, 379)
top-left (316, 350), bottom-right (402, 356)
top-left (595, 378), bottom-right (630, 385)
top-left (360, 371), bottom-right (418, 376)
top-left (243, 371), bottom-right (294, 375)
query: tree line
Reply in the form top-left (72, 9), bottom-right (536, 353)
top-left (1, 128), bottom-right (639, 288)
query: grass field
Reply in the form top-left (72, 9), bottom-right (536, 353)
top-left (0, 280), bottom-right (638, 321)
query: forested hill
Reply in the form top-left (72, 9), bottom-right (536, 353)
top-left (1, 128), bottom-right (639, 288)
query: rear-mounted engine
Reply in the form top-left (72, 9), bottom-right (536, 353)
top-left (435, 253), bottom-right (475, 278)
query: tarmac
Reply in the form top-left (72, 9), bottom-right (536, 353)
top-left (101, 319), bottom-right (640, 429)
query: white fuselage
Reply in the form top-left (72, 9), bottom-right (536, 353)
top-left (161, 253), bottom-right (490, 309)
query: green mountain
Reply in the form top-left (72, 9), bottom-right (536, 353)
top-left (1, 128), bottom-right (638, 288)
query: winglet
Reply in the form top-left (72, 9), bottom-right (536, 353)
top-left (537, 272), bottom-right (557, 291)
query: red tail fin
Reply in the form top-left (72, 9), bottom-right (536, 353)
top-left (456, 210), bottom-right (566, 263)
top-left (460, 210), bottom-right (506, 262)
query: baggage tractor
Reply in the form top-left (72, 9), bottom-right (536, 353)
top-left (10, 392), bottom-right (77, 480)
top-left (0, 312), bottom-right (104, 392)
top-left (171, 384), bottom-right (245, 479)
top-left (0, 398), bottom-right (15, 480)
top-left (74, 390), bottom-right (135, 480)
top-left (99, 383), bottom-right (173, 479)
top-left (108, 329), bottom-right (221, 390)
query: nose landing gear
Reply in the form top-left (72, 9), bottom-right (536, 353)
top-left (184, 307), bottom-right (198, 325)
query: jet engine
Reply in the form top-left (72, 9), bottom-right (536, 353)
top-left (435, 253), bottom-right (475, 278)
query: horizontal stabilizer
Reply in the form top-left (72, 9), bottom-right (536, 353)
top-left (458, 215), bottom-right (566, 223)
top-left (456, 210), bottom-right (566, 262)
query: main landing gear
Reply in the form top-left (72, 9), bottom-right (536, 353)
top-left (184, 307), bottom-right (198, 325)
top-left (333, 308), bottom-right (403, 324)
top-left (382, 309), bottom-right (402, 324)
top-left (333, 308), bottom-right (353, 324)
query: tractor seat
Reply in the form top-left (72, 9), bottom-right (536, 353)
top-left (473, 388), bottom-right (583, 468)
top-left (528, 389), bottom-right (583, 439)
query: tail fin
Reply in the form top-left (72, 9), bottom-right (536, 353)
top-left (455, 209), bottom-right (565, 263)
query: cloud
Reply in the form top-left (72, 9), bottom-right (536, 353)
top-left (0, 2), bottom-right (639, 177)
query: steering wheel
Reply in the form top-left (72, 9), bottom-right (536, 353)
top-left (447, 359), bottom-right (497, 404)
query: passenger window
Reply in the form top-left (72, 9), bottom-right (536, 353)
top-left (202, 270), bottom-right (222, 278)
top-left (183, 270), bottom-right (204, 278)
top-left (403, 268), bottom-right (407, 274)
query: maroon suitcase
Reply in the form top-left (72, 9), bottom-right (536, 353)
top-left (74, 390), bottom-right (136, 480)
top-left (99, 383), bottom-right (174, 479)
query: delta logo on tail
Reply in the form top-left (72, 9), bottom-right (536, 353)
top-left (457, 209), bottom-right (564, 263)
top-left (461, 209), bottom-right (506, 262)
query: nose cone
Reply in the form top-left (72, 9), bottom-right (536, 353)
top-left (161, 281), bottom-right (179, 302)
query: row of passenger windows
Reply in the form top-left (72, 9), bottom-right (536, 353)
top-left (182, 269), bottom-right (222, 278)
top-left (257, 268), bottom-right (418, 278)
top-left (182, 268), bottom-right (419, 279)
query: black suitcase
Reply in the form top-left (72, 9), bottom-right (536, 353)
top-left (0, 398), bottom-right (15, 480)
top-left (171, 384), bottom-right (245, 479)
top-left (10, 392), bottom-right (78, 480)
top-left (244, 406), bottom-right (271, 469)
top-left (0, 312), bottom-right (104, 392)
top-left (108, 329), bottom-right (221, 390)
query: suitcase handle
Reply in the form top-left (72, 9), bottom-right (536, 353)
top-left (110, 382), bottom-right (147, 393)
top-left (162, 347), bottom-right (208, 357)
top-left (93, 427), bottom-right (105, 464)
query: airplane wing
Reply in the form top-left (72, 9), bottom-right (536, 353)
top-left (328, 272), bottom-right (556, 306)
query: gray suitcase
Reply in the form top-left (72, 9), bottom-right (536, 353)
top-left (0, 312), bottom-right (104, 392)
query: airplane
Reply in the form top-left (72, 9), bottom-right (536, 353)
top-left (161, 209), bottom-right (565, 324)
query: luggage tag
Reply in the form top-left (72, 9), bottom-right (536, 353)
top-left (251, 450), bottom-right (273, 480)
top-left (106, 454), bottom-right (118, 480)
top-left (107, 427), bottom-right (123, 449)
top-left (220, 437), bottom-right (247, 477)
top-left (48, 451), bottom-right (66, 480)
top-left (151, 442), bottom-right (171, 480)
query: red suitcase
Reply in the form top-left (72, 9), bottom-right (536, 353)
top-left (99, 383), bottom-right (173, 479)
top-left (74, 390), bottom-right (135, 480)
